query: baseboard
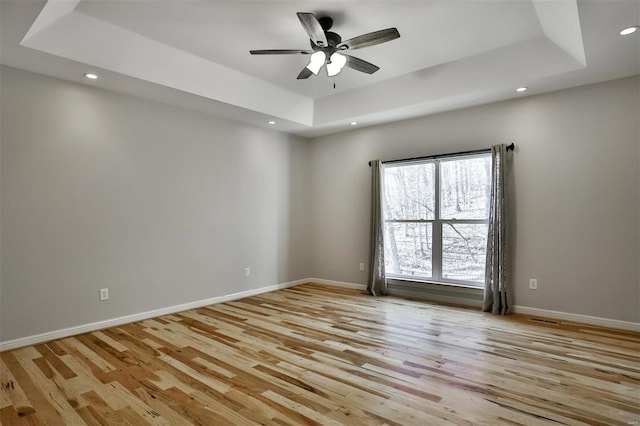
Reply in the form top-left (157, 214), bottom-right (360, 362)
top-left (0, 278), bottom-right (308, 352)
top-left (308, 279), bottom-right (639, 331)
top-left (307, 278), bottom-right (367, 290)
top-left (4, 279), bottom-right (637, 351)
top-left (513, 305), bottom-right (640, 332)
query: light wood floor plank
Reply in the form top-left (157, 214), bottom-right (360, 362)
top-left (1, 283), bottom-right (638, 425)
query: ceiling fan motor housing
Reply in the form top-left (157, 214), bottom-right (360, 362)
top-left (311, 31), bottom-right (342, 52)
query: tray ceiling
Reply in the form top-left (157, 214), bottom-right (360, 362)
top-left (1, 0), bottom-right (638, 136)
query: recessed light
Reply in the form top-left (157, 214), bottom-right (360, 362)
top-left (619, 26), bottom-right (638, 36)
top-left (83, 73), bottom-right (99, 80)
top-left (350, 121), bottom-right (358, 126)
top-left (267, 120), bottom-right (276, 125)
top-left (516, 87), bottom-right (528, 92)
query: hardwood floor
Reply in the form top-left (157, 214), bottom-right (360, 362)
top-left (1, 283), bottom-right (638, 425)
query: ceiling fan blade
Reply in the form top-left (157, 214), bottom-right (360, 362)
top-left (250, 49), bottom-right (313, 55)
top-left (297, 12), bottom-right (328, 47)
top-left (344, 55), bottom-right (380, 74)
top-left (337, 28), bottom-right (400, 51)
top-left (297, 67), bottom-right (314, 79)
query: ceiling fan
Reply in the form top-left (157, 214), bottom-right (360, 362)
top-left (250, 13), bottom-right (400, 79)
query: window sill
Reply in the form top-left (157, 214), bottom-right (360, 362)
top-left (387, 277), bottom-right (483, 292)
top-left (386, 278), bottom-right (483, 307)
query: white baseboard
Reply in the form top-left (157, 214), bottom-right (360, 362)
top-left (513, 305), bottom-right (640, 332)
top-left (0, 278), bottom-right (308, 352)
top-left (307, 278), bottom-right (367, 290)
top-left (3, 279), bottom-right (637, 352)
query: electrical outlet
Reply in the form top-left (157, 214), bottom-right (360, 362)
top-left (99, 288), bottom-right (109, 301)
top-left (245, 267), bottom-right (251, 277)
top-left (529, 279), bottom-right (538, 290)
top-left (359, 263), bottom-right (365, 271)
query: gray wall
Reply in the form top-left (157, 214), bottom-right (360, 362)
top-left (309, 76), bottom-right (640, 323)
top-left (1, 66), bottom-right (638, 343)
top-left (0, 66), bottom-right (311, 341)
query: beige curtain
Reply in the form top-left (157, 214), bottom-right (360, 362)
top-left (367, 160), bottom-right (387, 296)
top-left (483, 144), bottom-right (512, 314)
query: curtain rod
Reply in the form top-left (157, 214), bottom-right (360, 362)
top-left (368, 143), bottom-right (514, 167)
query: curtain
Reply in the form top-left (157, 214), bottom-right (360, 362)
top-left (483, 144), bottom-right (512, 314)
top-left (367, 160), bottom-right (387, 296)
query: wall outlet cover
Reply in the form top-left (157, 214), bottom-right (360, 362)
top-left (99, 288), bottom-right (109, 301)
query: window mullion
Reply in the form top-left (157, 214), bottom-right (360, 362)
top-left (433, 160), bottom-right (442, 281)
top-left (442, 219), bottom-right (489, 225)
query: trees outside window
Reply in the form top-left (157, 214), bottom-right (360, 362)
top-left (383, 154), bottom-right (491, 286)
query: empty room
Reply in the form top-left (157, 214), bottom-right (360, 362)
top-left (1, 0), bottom-right (639, 424)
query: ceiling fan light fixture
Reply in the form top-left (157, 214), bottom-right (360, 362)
top-left (306, 51), bottom-right (326, 75)
top-left (327, 52), bottom-right (347, 77)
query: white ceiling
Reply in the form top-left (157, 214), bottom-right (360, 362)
top-left (1, 0), bottom-right (639, 137)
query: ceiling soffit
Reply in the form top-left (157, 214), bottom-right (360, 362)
top-left (20, 0), bottom-right (589, 132)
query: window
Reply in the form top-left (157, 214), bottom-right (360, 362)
top-left (383, 154), bottom-right (491, 287)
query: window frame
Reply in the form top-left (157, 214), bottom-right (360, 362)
top-left (382, 153), bottom-right (491, 288)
